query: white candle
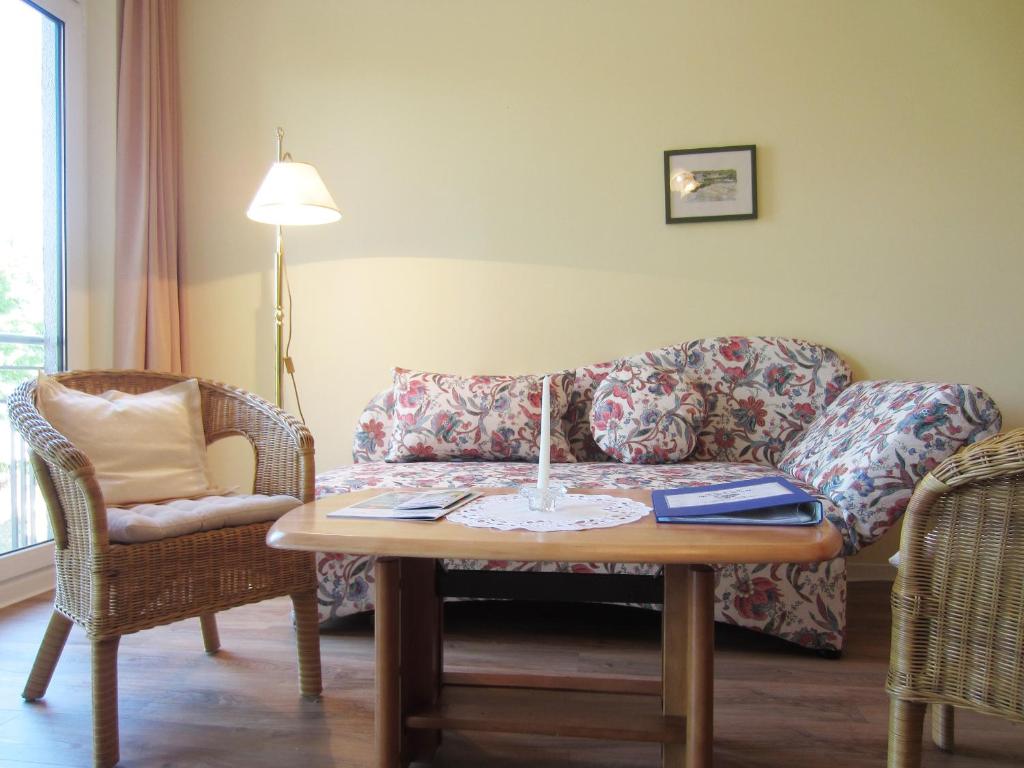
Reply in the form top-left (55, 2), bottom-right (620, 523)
top-left (537, 375), bottom-right (551, 492)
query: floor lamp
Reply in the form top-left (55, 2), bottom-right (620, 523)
top-left (246, 127), bottom-right (340, 413)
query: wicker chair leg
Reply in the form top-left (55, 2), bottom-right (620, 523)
top-left (199, 613), bottom-right (221, 654)
top-left (291, 590), bottom-right (323, 701)
top-left (931, 703), bottom-right (955, 752)
top-left (22, 610), bottom-right (73, 701)
top-left (91, 636), bottom-right (121, 768)
top-left (888, 697), bottom-right (926, 768)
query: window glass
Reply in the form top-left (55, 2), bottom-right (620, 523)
top-left (0, 0), bottom-right (66, 555)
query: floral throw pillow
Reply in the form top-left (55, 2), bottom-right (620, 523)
top-left (589, 362), bottom-right (706, 464)
top-left (387, 369), bottom-right (576, 463)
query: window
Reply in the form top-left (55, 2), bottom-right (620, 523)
top-left (0, 0), bottom-right (68, 558)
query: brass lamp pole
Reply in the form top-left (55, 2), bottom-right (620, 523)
top-left (247, 127), bottom-right (341, 410)
top-left (273, 127), bottom-right (285, 407)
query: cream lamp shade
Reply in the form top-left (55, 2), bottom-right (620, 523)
top-left (246, 160), bottom-right (341, 226)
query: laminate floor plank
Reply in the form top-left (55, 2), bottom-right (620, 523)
top-left (1, 583), bottom-right (1021, 767)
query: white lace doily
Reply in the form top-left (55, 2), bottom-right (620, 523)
top-left (448, 493), bottom-right (651, 532)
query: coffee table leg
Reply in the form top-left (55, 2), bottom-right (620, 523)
top-left (375, 557), bottom-right (401, 768)
top-left (400, 557), bottom-right (442, 763)
top-left (662, 564), bottom-right (691, 768)
top-left (687, 565), bottom-right (715, 767)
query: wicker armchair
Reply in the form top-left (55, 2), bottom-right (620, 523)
top-left (887, 427), bottom-right (1024, 766)
top-left (8, 370), bottom-right (322, 768)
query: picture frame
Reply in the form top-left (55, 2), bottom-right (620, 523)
top-left (664, 145), bottom-right (757, 224)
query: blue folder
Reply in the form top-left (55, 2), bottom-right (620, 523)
top-left (652, 476), bottom-right (823, 526)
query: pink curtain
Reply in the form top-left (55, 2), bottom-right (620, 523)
top-left (114, 0), bottom-right (186, 372)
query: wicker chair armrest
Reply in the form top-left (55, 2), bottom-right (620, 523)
top-left (199, 381), bottom-right (316, 502)
top-left (920, 427), bottom-right (1024, 492)
top-left (898, 429), bottom-right (1024, 583)
top-left (7, 377), bottom-right (107, 551)
top-left (8, 377), bottom-right (95, 475)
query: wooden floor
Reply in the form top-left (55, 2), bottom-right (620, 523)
top-left (1, 582), bottom-right (1021, 767)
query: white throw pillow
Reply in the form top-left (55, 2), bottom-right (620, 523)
top-left (36, 375), bottom-right (217, 506)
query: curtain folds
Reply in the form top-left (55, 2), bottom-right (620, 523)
top-left (114, 0), bottom-right (186, 372)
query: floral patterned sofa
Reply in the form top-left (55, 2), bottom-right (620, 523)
top-left (315, 337), bottom-right (1001, 653)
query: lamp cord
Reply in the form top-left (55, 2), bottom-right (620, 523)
top-left (282, 259), bottom-right (306, 424)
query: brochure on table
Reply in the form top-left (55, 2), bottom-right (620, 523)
top-left (328, 490), bottom-right (480, 521)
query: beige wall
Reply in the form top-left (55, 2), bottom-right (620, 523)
top-left (178, 1), bottom-right (1024, 565)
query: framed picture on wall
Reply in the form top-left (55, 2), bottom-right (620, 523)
top-left (664, 145), bottom-right (757, 223)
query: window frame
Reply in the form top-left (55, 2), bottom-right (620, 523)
top-left (0, 0), bottom-right (87, 608)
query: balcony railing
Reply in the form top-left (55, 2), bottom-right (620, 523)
top-left (1, 333), bottom-right (49, 556)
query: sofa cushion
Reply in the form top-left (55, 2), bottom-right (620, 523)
top-left (779, 380), bottom-right (1002, 552)
top-left (590, 362), bottom-right (705, 464)
top-left (318, 458), bottom-right (834, 502)
top-left (317, 458), bottom-right (844, 534)
top-left (387, 369), bottom-right (575, 462)
top-left (106, 494), bottom-right (302, 544)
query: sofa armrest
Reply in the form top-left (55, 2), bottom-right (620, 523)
top-left (778, 380), bottom-right (1001, 554)
top-left (352, 387), bottom-right (395, 463)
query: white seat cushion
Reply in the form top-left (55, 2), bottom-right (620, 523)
top-left (106, 494), bottom-right (301, 544)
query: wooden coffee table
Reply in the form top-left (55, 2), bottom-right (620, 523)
top-left (268, 488), bottom-right (842, 768)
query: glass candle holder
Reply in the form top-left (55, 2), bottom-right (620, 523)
top-left (519, 484), bottom-right (567, 513)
